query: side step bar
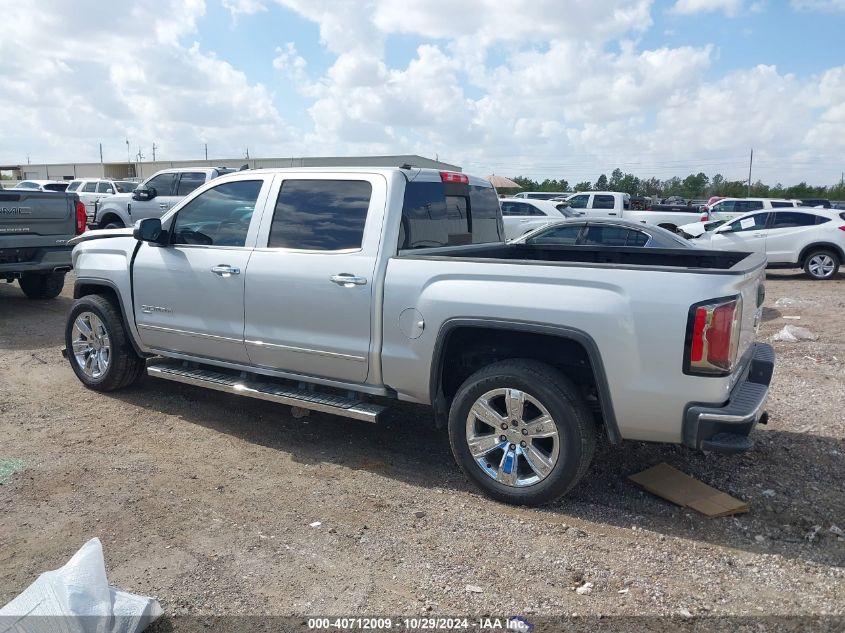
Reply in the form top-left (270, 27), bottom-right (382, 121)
top-left (147, 363), bottom-right (387, 423)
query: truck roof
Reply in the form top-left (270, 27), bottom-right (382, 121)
top-left (217, 166), bottom-right (492, 188)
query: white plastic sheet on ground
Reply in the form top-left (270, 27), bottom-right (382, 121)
top-left (0, 538), bottom-right (163, 633)
top-left (773, 325), bottom-right (818, 342)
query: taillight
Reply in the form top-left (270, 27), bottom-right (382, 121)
top-left (700, 213), bottom-right (708, 222)
top-left (75, 200), bottom-right (87, 235)
top-left (440, 171), bottom-right (469, 184)
top-left (685, 296), bottom-right (742, 376)
top-left (838, 226), bottom-right (845, 232)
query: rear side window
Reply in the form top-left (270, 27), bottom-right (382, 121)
top-left (771, 212), bottom-right (818, 229)
top-left (176, 172), bottom-right (206, 196)
top-left (269, 179), bottom-right (371, 251)
top-left (582, 225), bottom-right (649, 247)
top-left (737, 201), bottom-right (765, 212)
top-left (171, 180), bottom-right (262, 247)
top-left (770, 201), bottom-right (794, 208)
top-left (399, 181), bottom-right (503, 249)
top-left (527, 224), bottom-right (583, 245)
top-left (593, 195), bottom-right (615, 210)
top-left (97, 182), bottom-right (114, 193)
top-left (82, 182), bottom-right (97, 192)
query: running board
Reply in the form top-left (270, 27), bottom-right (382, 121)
top-left (147, 363), bottom-right (386, 423)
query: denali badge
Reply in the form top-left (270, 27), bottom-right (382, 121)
top-left (141, 305), bottom-right (173, 314)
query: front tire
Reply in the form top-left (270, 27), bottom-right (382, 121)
top-left (65, 294), bottom-right (145, 391)
top-left (448, 359), bottom-right (596, 506)
top-left (803, 249), bottom-right (839, 280)
top-left (19, 272), bottom-right (65, 299)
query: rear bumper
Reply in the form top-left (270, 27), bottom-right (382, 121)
top-left (682, 343), bottom-right (775, 454)
top-left (0, 246), bottom-right (73, 276)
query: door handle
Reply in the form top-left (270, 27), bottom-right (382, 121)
top-left (211, 265), bottom-right (241, 277)
top-left (159, 203), bottom-right (169, 209)
top-left (330, 273), bottom-right (367, 287)
top-left (608, 213), bottom-right (617, 216)
top-left (753, 233), bottom-right (765, 237)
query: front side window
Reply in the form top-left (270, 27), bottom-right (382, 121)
top-left (176, 172), bottom-right (206, 197)
top-left (501, 201), bottom-right (535, 217)
top-left (770, 201), bottom-right (794, 208)
top-left (725, 213), bottom-right (769, 233)
top-left (711, 200), bottom-right (736, 213)
top-left (771, 212), bottom-right (817, 229)
top-left (268, 179), bottom-right (372, 251)
top-left (567, 195), bottom-right (589, 209)
top-left (527, 224), bottom-right (583, 245)
top-left (82, 182), bottom-right (97, 192)
top-left (145, 173), bottom-right (177, 196)
top-left (96, 182), bottom-right (114, 193)
top-left (66, 181), bottom-right (81, 192)
top-left (170, 180), bottom-right (262, 247)
top-left (593, 194), bottom-right (616, 210)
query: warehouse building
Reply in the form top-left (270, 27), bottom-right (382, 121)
top-left (0, 154), bottom-right (461, 183)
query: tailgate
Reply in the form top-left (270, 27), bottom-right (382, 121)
top-left (735, 263), bottom-right (766, 368)
top-left (0, 191), bottom-right (75, 237)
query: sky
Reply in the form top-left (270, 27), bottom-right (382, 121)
top-left (0, 0), bottom-right (844, 186)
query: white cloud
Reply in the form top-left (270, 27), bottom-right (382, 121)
top-left (791, 0), bottom-right (845, 10)
top-left (222, 0), bottom-right (267, 20)
top-left (670, 0), bottom-right (744, 15)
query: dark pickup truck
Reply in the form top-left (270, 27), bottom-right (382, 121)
top-left (0, 189), bottom-right (86, 299)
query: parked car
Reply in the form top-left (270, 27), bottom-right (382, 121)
top-left (512, 218), bottom-right (696, 249)
top-left (500, 197), bottom-right (576, 239)
top-left (799, 198), bottom-right (831, 208)
top-left (92, 167), bottom-right (237, 229)
top-left (0, 188), bottom-right (86, 298)
top-left (563, 191), bottom-right (703, 231)
top-left (512, 191), bottom-right (574, 200)
top-left (65, 179), bottom-right (136, 223)
top-left (65, 166), bottom-right (773, 506)
top-left (11, 180), bottom-right (69, 192)
top-left (690, 208), bottom-right (845, 279)
top-left (706, 198), bottom-right (799, 222)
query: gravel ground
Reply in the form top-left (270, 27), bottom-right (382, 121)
top-left (0, 271), bottom-right (842, 625)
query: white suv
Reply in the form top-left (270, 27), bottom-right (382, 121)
top-left (66, 179), bottom-right (137, 221)
top-left (499, 197), bottom-right (576, 239)
top-left (706, 197), bottom-right (799, 222)
top-left (696, 208), bottom-right (845, 279)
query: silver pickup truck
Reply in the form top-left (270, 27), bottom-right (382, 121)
top-left (1, 189), bottom-right (85, 298)
top-left (64, 167), bottom-right (774, 505)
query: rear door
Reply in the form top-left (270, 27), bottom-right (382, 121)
top-left (133, 177), bottom-right (272, 363)
top-left (589, 194), bottom-right (619, 218)
top-left (501, 201), bottom-right (551, 239)
top-left (243, 174), bottom-right (386, 383)
top-left (765, 211), bottom-right (820, 263)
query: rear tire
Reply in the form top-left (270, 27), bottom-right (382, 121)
top-left (65, 294), bottom-right (145, 391)
top-left (448, 359), bottom-right (596, 506)
top-left (19, 272), bottom-right (65, 299)
top-left (803, 249), bottom-right (839, 280)
top-left (103, 219), bottom-right (125, 229)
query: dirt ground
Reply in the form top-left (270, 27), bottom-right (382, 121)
top-left (0, 270), bottom-right (842, 625)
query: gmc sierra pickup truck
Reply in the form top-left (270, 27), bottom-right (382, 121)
top-left (1, 189), bottom-right (85, 298)
top-left (93, 167), bottom-right (237, 229)
top-left (64, 167), bottom-right (774, 505)
top-left (565, 191), bottom-right (705, 232)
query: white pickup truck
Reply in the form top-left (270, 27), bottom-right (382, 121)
top-left (93, 167), bottom-right (237, 229)
top-left (64, 167), bottom-right (774, 505)
top-left (565, 191), bottom-right (705, 232)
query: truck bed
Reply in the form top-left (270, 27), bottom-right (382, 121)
top-left (398, 243), bottom-right (758, 272)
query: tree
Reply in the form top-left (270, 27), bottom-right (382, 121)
top-left (642, 177), bottom-right (662, 197)
top-left (608, 168), bottom-right (624, 190)
top-left (617, 173), bottom-right (641, 196)
top-left (710, 173), bottom-right (725, 195)
top-left (512, 176), bottom-right (539, 190)
top-left (574, 181), bottom-right (592, 192)
top-left (594, 174), bottom-right (608, 190)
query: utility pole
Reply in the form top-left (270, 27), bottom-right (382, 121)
top-left (204, 143), bottom-right (208, 160)
top-left (126, 139), bottom-right (131, 165)
top-left (99, 143), bottom-right (103, 163)
top-left (746, 148), bottom-right (753, 197)
top-left (152, 142), bottom-right (157, 162)
top-left (244, 148), bottom-right (250, 160)
top-left (26, 154), bottom-right (30, 165)
top-left (137, 147), bottom-right (144, 163)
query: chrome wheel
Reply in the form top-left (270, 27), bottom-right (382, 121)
top-left (71, 311), bottom-right (111, 379)
top-left (465, 388), bottom-right (560, 488)
top-left (808, 254), bottom-right (835, 279)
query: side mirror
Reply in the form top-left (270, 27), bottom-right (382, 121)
top-left (132, 186), bottom-right (156, 201)
top-left (133, 218), bottom-right (165, 244)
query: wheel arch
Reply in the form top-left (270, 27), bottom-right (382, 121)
top-left (73, 278), bottom-right (146, 357)
top-left (798, 242), bottom-right (844, 266)
top-left (430, 318), bottom-right (621, 444)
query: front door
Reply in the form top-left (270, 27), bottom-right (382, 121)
top-left (243, 174), bottom-right (386, 383)
top-left (133, 177), bottom-right (272, 363)
top-left (708, 212), bottom-right (770, 254)
top-left (130, 172), bottom-right (180, 222)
